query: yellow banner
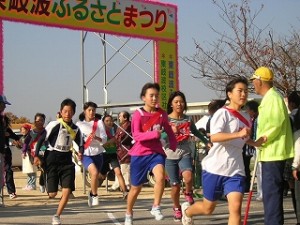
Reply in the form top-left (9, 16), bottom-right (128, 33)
top-left (155, 41), bottom-right (178, 110)
top-left (0, 0), bottom-right (177, 41)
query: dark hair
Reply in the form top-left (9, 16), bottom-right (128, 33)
top-left (34, 113), bottom-right (46, 121)
top-left (208, 99), bottom-right (227, 115)
top-left (120, 111), bottom-right (130, 120)
top-left (167, 91), bottom-right (187, 114)
top-left (244, 100), bottom-right (259, 113)
top-left (83, 101), bottom-right (97, 110)
top-left (102, 114), bottom-right (113, 122)
top-left (225, 77), bottom-right (248, 100)
top-left (288, 91), bottom-right (300, 108)
top-left (60, 98), bottom-right (76, 113)
top-left (140, 82), bottom-right (160, 99)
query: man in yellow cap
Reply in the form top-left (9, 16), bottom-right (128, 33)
top-left (250, 67), bottom-right (294, 225)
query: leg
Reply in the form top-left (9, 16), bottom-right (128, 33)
top-left (185, 198), bottom-right (217, 216)
top-left (56, 188), bottom-right (71, 216)
top-left (4, 150), bottom-right (16, 195)
top-left (126, 184), bottom-right (142, 215)
top-left (114, 167), bottom-right (127, 192)
top-left (226, 192), bottom-right (243, 225)
top-left (88, 163), bottom-right (99, 195)
top-left (295, 172), bottom-right (300, 223)
top-left (262, 161), bottom-right (285, 225)
top-left (152, 164), bottom-right (165, 207)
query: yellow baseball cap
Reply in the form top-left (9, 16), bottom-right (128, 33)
top-left (250, 67), bottom-right (274, 81)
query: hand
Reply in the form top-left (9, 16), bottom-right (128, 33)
top-left (22, 153), bottom-right (26, 159)
top-left (206, 142), bottom-right (213, 149)
top-left (293, 169), bottom-right (299, 180)
top-left (254, 136), bottom-right (267, 147)
top-left (77, 152), bottom-right (83, 161)
top-left (238, 127), bottom-right (251, 139)
top-left (33, 156), bottom-right (41, 166)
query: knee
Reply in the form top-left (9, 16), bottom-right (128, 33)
top-left (203, 206), bottom-right (215, 215)
top-left (48, 192), bottom-right (57, 199)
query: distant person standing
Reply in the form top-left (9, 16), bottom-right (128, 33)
top-left (110, 111), bottom-right (133, 191)
top-left (250, 66), bottom-right (294, 225)
top-left (0, 96), bottom-right (20, 200)
top-left (0, 95), bottom-right (19, 200)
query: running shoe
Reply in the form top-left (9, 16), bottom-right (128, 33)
top-left (9, 193), bottom-right (17, 199)
top-left (39, 185), bottom-right (45, 193)
top-left (173, 207), bottom-right (182, 222)
top-left (181, 202), bottom-right (194, 225)
top-left (88, 193), bottom-right (99, 207)
top-left (52, 214), bottom-right (61, 225)
top-left (150, 206), bottom-right (164, 220)
top-left (184, 192), bottom-right (195, 205)
top-left (124, 214), bottom-right (133, 225)
top-left (123, 191), bottom-right (128, 200)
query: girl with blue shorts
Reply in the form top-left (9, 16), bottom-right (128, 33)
top-left (181, 77), bottom-right (266, 225)
top-left (124, 83), bottom-right (177, 225)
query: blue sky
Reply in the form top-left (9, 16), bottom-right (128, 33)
top-left (3, 0), bottom-right (300, 122)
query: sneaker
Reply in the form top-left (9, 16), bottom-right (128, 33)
top-left (22, 185), bottom-right (35, 191)
top-left (88, 193), bottom-right (99, 207)
top-left (52, 214), bottom-right (61, 225)
top-left (124, 214), bottom-right (133, 225)
top-left (181, 202), bottom-right (194, 225)
top-left (123, 191), bottom-right (128, 200)
top-left (184, 192), bottom-right (194, 205)
top-left (173, 207), bottom-right (182, 222)
top-left (150, 206), bottom-right (164, 220)
top-left (9, 193), bottom-right (17, 199)
top-left (39, 185), bottom-right (45, 193)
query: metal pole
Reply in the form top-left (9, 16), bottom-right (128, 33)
top-left (81, 31), bottom-right (87, 194)
top-left (102, 34), bottom-right (108, 114)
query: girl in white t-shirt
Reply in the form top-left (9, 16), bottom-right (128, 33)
top-left (181, 77), bottom-right (266, 225)
top-left (76, 102), bottom-right (107, 207)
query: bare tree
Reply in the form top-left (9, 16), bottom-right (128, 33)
top-left (183, 0), bottom-right (300, 96)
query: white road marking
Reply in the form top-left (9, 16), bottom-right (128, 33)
top-left (107, 212), bottom-right (122, 225)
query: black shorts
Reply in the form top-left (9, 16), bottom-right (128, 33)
top-left (44, 151), bottom-right (75, 193)
top-left (100, 153), bottom-right (120, 175)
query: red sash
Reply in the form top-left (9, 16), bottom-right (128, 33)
top-left (142, 108), bottom-right (164, 132)
top-left (224, 107), bottom-right (250, 127)
top-left (84, 119), bottom-right (98, 149)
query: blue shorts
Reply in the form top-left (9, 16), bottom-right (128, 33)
top-left (165, 155), bottom-right (193, 185)
top-left (202, 171), bottom-right (245, 201)
top-left (130, 153), bottom-right (165, 186)
top-left (82, 154), bottom-right (103, 172)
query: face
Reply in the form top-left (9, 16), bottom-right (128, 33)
top-left (84, 106), bottom-right (96, 121)
top-left (34, 116), bottom-right (45, 129)
top-left (142, 88), bottom-right (159, 109)
top-left (171, 96), bottom-right (186, 114)
top-left (103, 116), bottom-right (113, 128)
top-left (118, 112), bottom-right (126, 124)
top-left (252, 79), bottom-right (262, 95)
top-left (20, 127), bottom-right (29, 135)
top-left (227, 82), bottom-right (248, 106)
top-left (60, 105), bottom-right (75, 123)
top-left (0, 102), bottom-right (6, 113)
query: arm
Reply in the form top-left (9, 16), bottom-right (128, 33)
top-left (162, 113), bottom-right (177, 151)
top-left (190, 120), bottom-right (209, 144)
top-left (131, 111), bottom-right (160, 142)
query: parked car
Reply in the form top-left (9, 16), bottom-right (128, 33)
top-left (9, 130), bottom-right (22, 168)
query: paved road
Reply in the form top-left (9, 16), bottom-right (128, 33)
top-left (0, 170), bottom-right (297, 225)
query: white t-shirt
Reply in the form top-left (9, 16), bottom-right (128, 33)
top-left (76, 120), bottom-right (107, 156)
top-left (202, 108), bottom-right (250, 176)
